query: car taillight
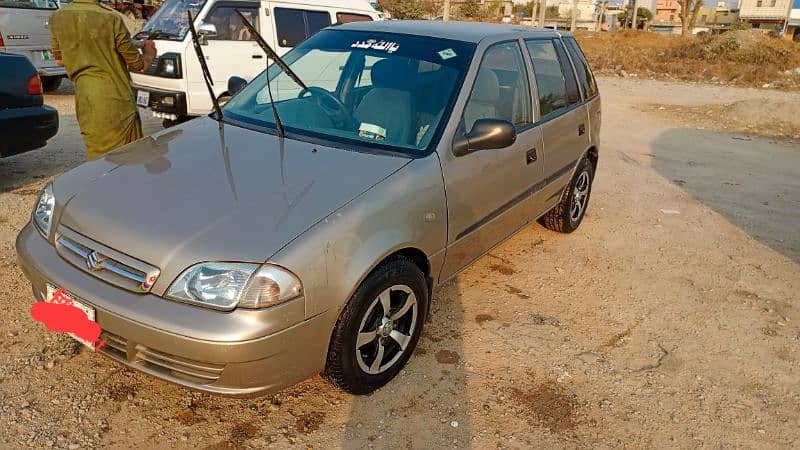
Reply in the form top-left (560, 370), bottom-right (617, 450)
top-left (0, 31), bottom-right (5, 50)
top-left (27, 75), bottom-right (43, 95)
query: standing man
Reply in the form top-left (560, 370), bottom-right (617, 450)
top-left (50, 0), bottom-right (156, 159)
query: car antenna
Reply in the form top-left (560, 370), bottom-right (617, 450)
top-left (234, 9), bottom-right (306, 91)
top-left (187, 10), bottom-right (223, 123)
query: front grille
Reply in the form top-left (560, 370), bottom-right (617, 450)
top-left (55, 226), bottom-right (160, 293)
top-left (100, 332), bottom-right (224, 384)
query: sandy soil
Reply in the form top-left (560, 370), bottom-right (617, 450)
top-left (0, 78), bottom-right (798, 449)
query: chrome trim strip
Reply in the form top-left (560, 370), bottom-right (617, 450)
top-left (54, 226), bottom-right (160, 293)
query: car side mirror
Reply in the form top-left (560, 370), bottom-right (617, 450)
top-left (197, 22), bottom-right (217, 45)
top-left (452, 119), bottom-right (516, 157)
top-left (227, 76), bottom-right (247, 96)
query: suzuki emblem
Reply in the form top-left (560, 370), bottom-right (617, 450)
top-left (86, 251), bottom-right (106, 272)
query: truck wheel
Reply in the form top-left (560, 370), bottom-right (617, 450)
top-left (41, 76), bottom-right (62, 92)
top-left (539, 157), bottom-right (595, 233)
top-left (324, 257), bottom-right (428, 395)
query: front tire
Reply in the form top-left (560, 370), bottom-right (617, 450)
top-left (324, 257), bottom-right (428, 395)
top-left (539, 157), bottom-right (595, 233)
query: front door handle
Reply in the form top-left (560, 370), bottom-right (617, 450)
top-left (252, 54), bottom-right (264, 59)
top-left (526, 148), bottom-right (537, 165)
top-left (578, 124), bottom-right (586, 136)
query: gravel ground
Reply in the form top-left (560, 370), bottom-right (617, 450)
top-left (0, 78), bottom-right (798, 449)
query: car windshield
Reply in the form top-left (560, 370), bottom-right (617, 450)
top-left (137, 0), bottom-right (206, 41)
top-left (223, 29), bottom-right (475, 155)
top-left (0, 0), bottom-right (57, 9)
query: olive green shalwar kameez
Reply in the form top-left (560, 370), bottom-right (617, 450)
top-left (50, 0), bottom-right (146, 159)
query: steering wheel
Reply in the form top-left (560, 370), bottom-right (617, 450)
top-left (298, 86), bottom-right (355, 129)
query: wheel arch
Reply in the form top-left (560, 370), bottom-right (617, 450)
top-left (353, 246), bottom-right (434, 317)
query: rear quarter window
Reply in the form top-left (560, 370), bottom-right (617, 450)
top-left (563, 37), bottom-right (598, 99)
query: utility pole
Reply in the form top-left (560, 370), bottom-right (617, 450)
top-left (631, 0), bottom-right (640, 30)
top-left (596, 0), bottom-right (607, 31)
top-left (538, 0), bottom-right (547, 28)
top-left (570, 0), bottom-right (579, 31)
top-left (443, 0), bottom-right (451, 23)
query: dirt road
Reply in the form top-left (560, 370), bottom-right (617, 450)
top-left (0, 78), bottom-right (798, 449)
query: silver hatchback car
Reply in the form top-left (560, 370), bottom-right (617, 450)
top-left (17, 21), bottom-right (600, 397)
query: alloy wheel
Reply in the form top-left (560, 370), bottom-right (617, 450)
top-left (355, 284), bottom-right (418, 375)
top-left (570, 170), bottom-right (590, 222)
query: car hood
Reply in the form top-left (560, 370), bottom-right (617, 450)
top-left (53, 118), bottom-right (409, 286)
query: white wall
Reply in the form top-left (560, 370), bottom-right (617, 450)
top-left (739, 0), bottom-right (791, 18)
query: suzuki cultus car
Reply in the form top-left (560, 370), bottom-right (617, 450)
top-left (18, 21), bottom-right (600, 396)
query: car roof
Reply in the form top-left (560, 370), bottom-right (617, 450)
top-left (333, 20), bottom-right (566, 43)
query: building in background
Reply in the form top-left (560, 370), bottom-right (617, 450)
top-left (654, 0), bottom-right (681, 23)
top-left (787, 0), bottom-right (800, 41)
top-left (739, 0), bottom-right (792, 32)
top-left (697, 1), bottom-right (740, 28)
top-left (558, 0), bottom-right (600, 22)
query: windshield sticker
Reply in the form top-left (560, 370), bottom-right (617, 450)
top-left (359, 123), bottom-right (387, 141)
top-left (438, 48), bottom-right (457, 60)
top-left (351, 40), bottom-right (400, 54)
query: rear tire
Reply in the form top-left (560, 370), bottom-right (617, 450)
top-left (324, 257), bottom-right (428, 395)
top-left (41, 76), bottom-right (62, 92)
top-left (539, 157), bottom-right (595, 233)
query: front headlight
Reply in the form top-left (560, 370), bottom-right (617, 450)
top-left (157, 53), bottom-right (181, 78)
top-left (33, 182), bottom-right (55, 238)
top-left (166, 263), bottom-right (303, 311)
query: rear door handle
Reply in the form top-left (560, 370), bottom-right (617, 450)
top-left (252, 54), bottom-right (263, 59)
top-left (578, 124), bottom-right (586, 136)
top-left (526, 148), bottom-right (537, 165)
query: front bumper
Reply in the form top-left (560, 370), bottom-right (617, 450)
top-left (16, 223), bottom-right (335, 397)
top-left (0, 105), bottom-right (59, 157)
top-left (132, 84), bottom-right (187, 119)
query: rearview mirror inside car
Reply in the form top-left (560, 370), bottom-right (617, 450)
top-left (227, 76), bottom-right (247, 97)
top-left (452, 119), bottom-right (516, 157)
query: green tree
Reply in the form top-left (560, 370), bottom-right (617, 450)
top-left (545, 5), bottom-right (559, 19)
top-left (390, 0), bottom-right (426, 19)
top-left (461, 0), bottom-right (481, 18)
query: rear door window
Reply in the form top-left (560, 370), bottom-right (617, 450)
top-left (525, 39), bottom-right (566, 119)
top-left (274, 8), bottom-right (331, 48)
top-left (563, 37), bottom-right (598, 99)
top-left (525, 38), bottom-right (580, 120)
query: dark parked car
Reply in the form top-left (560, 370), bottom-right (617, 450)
top-left (0, 52), bottom-right (59, 158)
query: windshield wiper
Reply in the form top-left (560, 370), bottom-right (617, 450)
top-left (235, 9), bottom-right (307, 91)
top-left (135, 30), bottom-right (178, 40)
top-left (235, 9), bottom-right (307, 139)
top-left (186, 10), bottom-right (223, 122)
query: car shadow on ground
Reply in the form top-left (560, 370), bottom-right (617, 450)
top-left (650, 128), bottom-right (800, 263)
top-left (340, 280), bottom-right (471, 448)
